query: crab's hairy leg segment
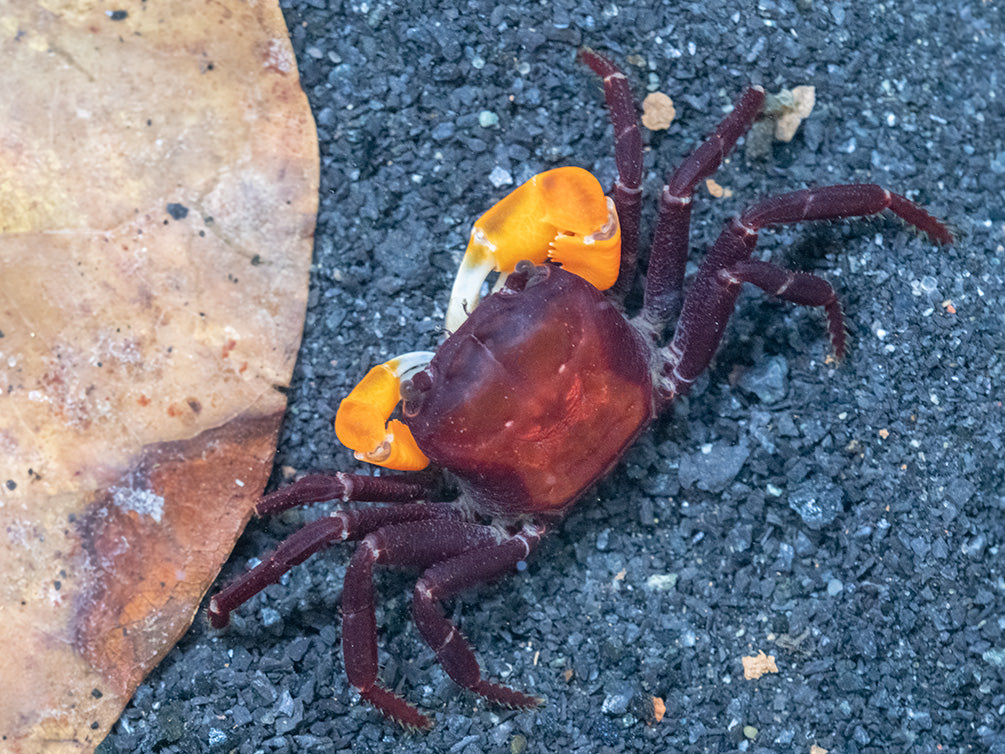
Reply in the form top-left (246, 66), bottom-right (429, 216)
top-left (578, 48), bottom-right (644, 299)
top-left (342, 533), bottom-right (429, 729)
top-left (255, 471), bottom-right (445, 516)
top-left (721, 260), bottom-right (848, 360)
top-left (643, 86), bottom-right (766, 331)
top-left (335, 352), bottom-right (434, 470)
top-left (207, 503), bottom-right (460, 630)
top-left (659, 184), bottom-right (953, 404)
top-left (412, 525), bottom-right (545, 709)
top-left (740, 184), bottom-right (954, 245)
top-left (341, 520), bottom-right (505, 728)
top-left (885, 192), bottom-right (955, 245)
top-left (358, 685), bottom-right (431, 732)
top-left (446, 166), bottom-right (619, 331)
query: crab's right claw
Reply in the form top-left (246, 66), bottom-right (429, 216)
top-left (446, 166), bottom-right (620, 331)
top-left (334, 352), bottom-right (434, 471)
top-left (538, 168), bottom-right (621, 287)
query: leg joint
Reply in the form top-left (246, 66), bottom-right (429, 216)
top-left (361, 534), bottom-right (381, 560)
top-left (415, 577), bottom-right (435, 602)
top-left (661, 186), bottom-right (692, 206)
top-left (734, 216), bottom-right (758, 237)
top-left (716, 268), bottom-right (742, 287)
top-left (615, 179), bottom-right (643, 195)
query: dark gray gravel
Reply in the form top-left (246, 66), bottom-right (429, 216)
top-left (99, 1), bottom-right (1004, 752)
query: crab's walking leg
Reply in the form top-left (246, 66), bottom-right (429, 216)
top-left (660, 184), bottom-right (953, 402)
top-left (579, 48), bottom-right (644, 298)
top-left (721, 260), bottom-right (847, 357)
top-left (411, 524), bottom-right (545, 708)
top-left (739, 184), bottom-right (953, 244)
top-left (255, 471), bottom-right (444, 516)
top-left (341, 520), bottom-right (543, 729)
top-left (208, 502), bottom-right (460, 629)
top-left (643, 85), bottom-right (766, 331)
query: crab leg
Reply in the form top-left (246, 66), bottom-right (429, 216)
top-left (643, 85), bottom-right (766, 331)
top-left (660, 184), bottom-right (953, 402)
top-left (208, 502), bottom-right (461, 629)
top-left (738, 184), bottom-right (953, 243)
top-left (578, 48), bottom-right (644, 298)
top-left (411, 524), bottom-right (545, 709)
top-left (720, 260), bottom-right (847, 357)
top-left (254, 470), bottom-right (446, 516)
top-left (342, 520), bottom-right (543, 729)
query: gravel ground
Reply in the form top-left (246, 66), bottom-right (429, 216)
top-left (99, 1), bottom-right (1004, 752)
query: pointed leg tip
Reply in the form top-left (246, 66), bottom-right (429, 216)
top-left (525, 695), bottom-right (547, 711)
top-left (472, 680), bottom-right (544, 710)
top-left (359, 685), bottom-right (433, 731)
top-left (399, 716), bottom-right (435, 733)
top-left (937, 222), bottom-right (959, 246)
top-left (502, 690), bottom-right (545, 710)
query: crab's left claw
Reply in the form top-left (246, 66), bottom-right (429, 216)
top-left (334, 352), bottom-right (434, 470)
top-left (446, 166), bottom-right (620, 331)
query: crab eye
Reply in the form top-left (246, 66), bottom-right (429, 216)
top-left (400, 370), bottom-right (433, 418)
top-left (445, 166), bottom-right (621, 331)
top-left (515, 260), bottom-right (552, 289)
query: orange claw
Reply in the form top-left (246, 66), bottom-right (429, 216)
top-left (446, 166), bottom-right (620, 331)
top-left (334, 353), bottom-right (433, 470)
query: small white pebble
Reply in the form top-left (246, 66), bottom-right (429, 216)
top-left (208, 728), bottom-right (227, 746)
top-left (488, 166), bottom-right (513, 187)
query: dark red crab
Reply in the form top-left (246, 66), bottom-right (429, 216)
top-left (209, 50), bottom-right (952, 729)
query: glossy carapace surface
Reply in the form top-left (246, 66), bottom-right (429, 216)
top-left (403, 263), bottom-right (654, 517)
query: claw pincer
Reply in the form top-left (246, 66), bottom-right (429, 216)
top-left (334, 352), bottom-right (433, 470)
top-left (445, 165), bottom-right (620, 331)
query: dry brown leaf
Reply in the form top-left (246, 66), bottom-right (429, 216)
top-left (770, 85), bottom-right (816, 142)
top-left (0, 1), bottom-right (318, 751)
top-left (642, 91), bottom-right (677, 131)
top-left (652, 696), bottom-right (666, 724)
top-left (705, 178), bottom-right (733, 199)
top-left (742, 650), bottom-right (779, 679)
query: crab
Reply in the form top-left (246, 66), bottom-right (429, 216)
top-left (208, 49), bottom-right (953, 729)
